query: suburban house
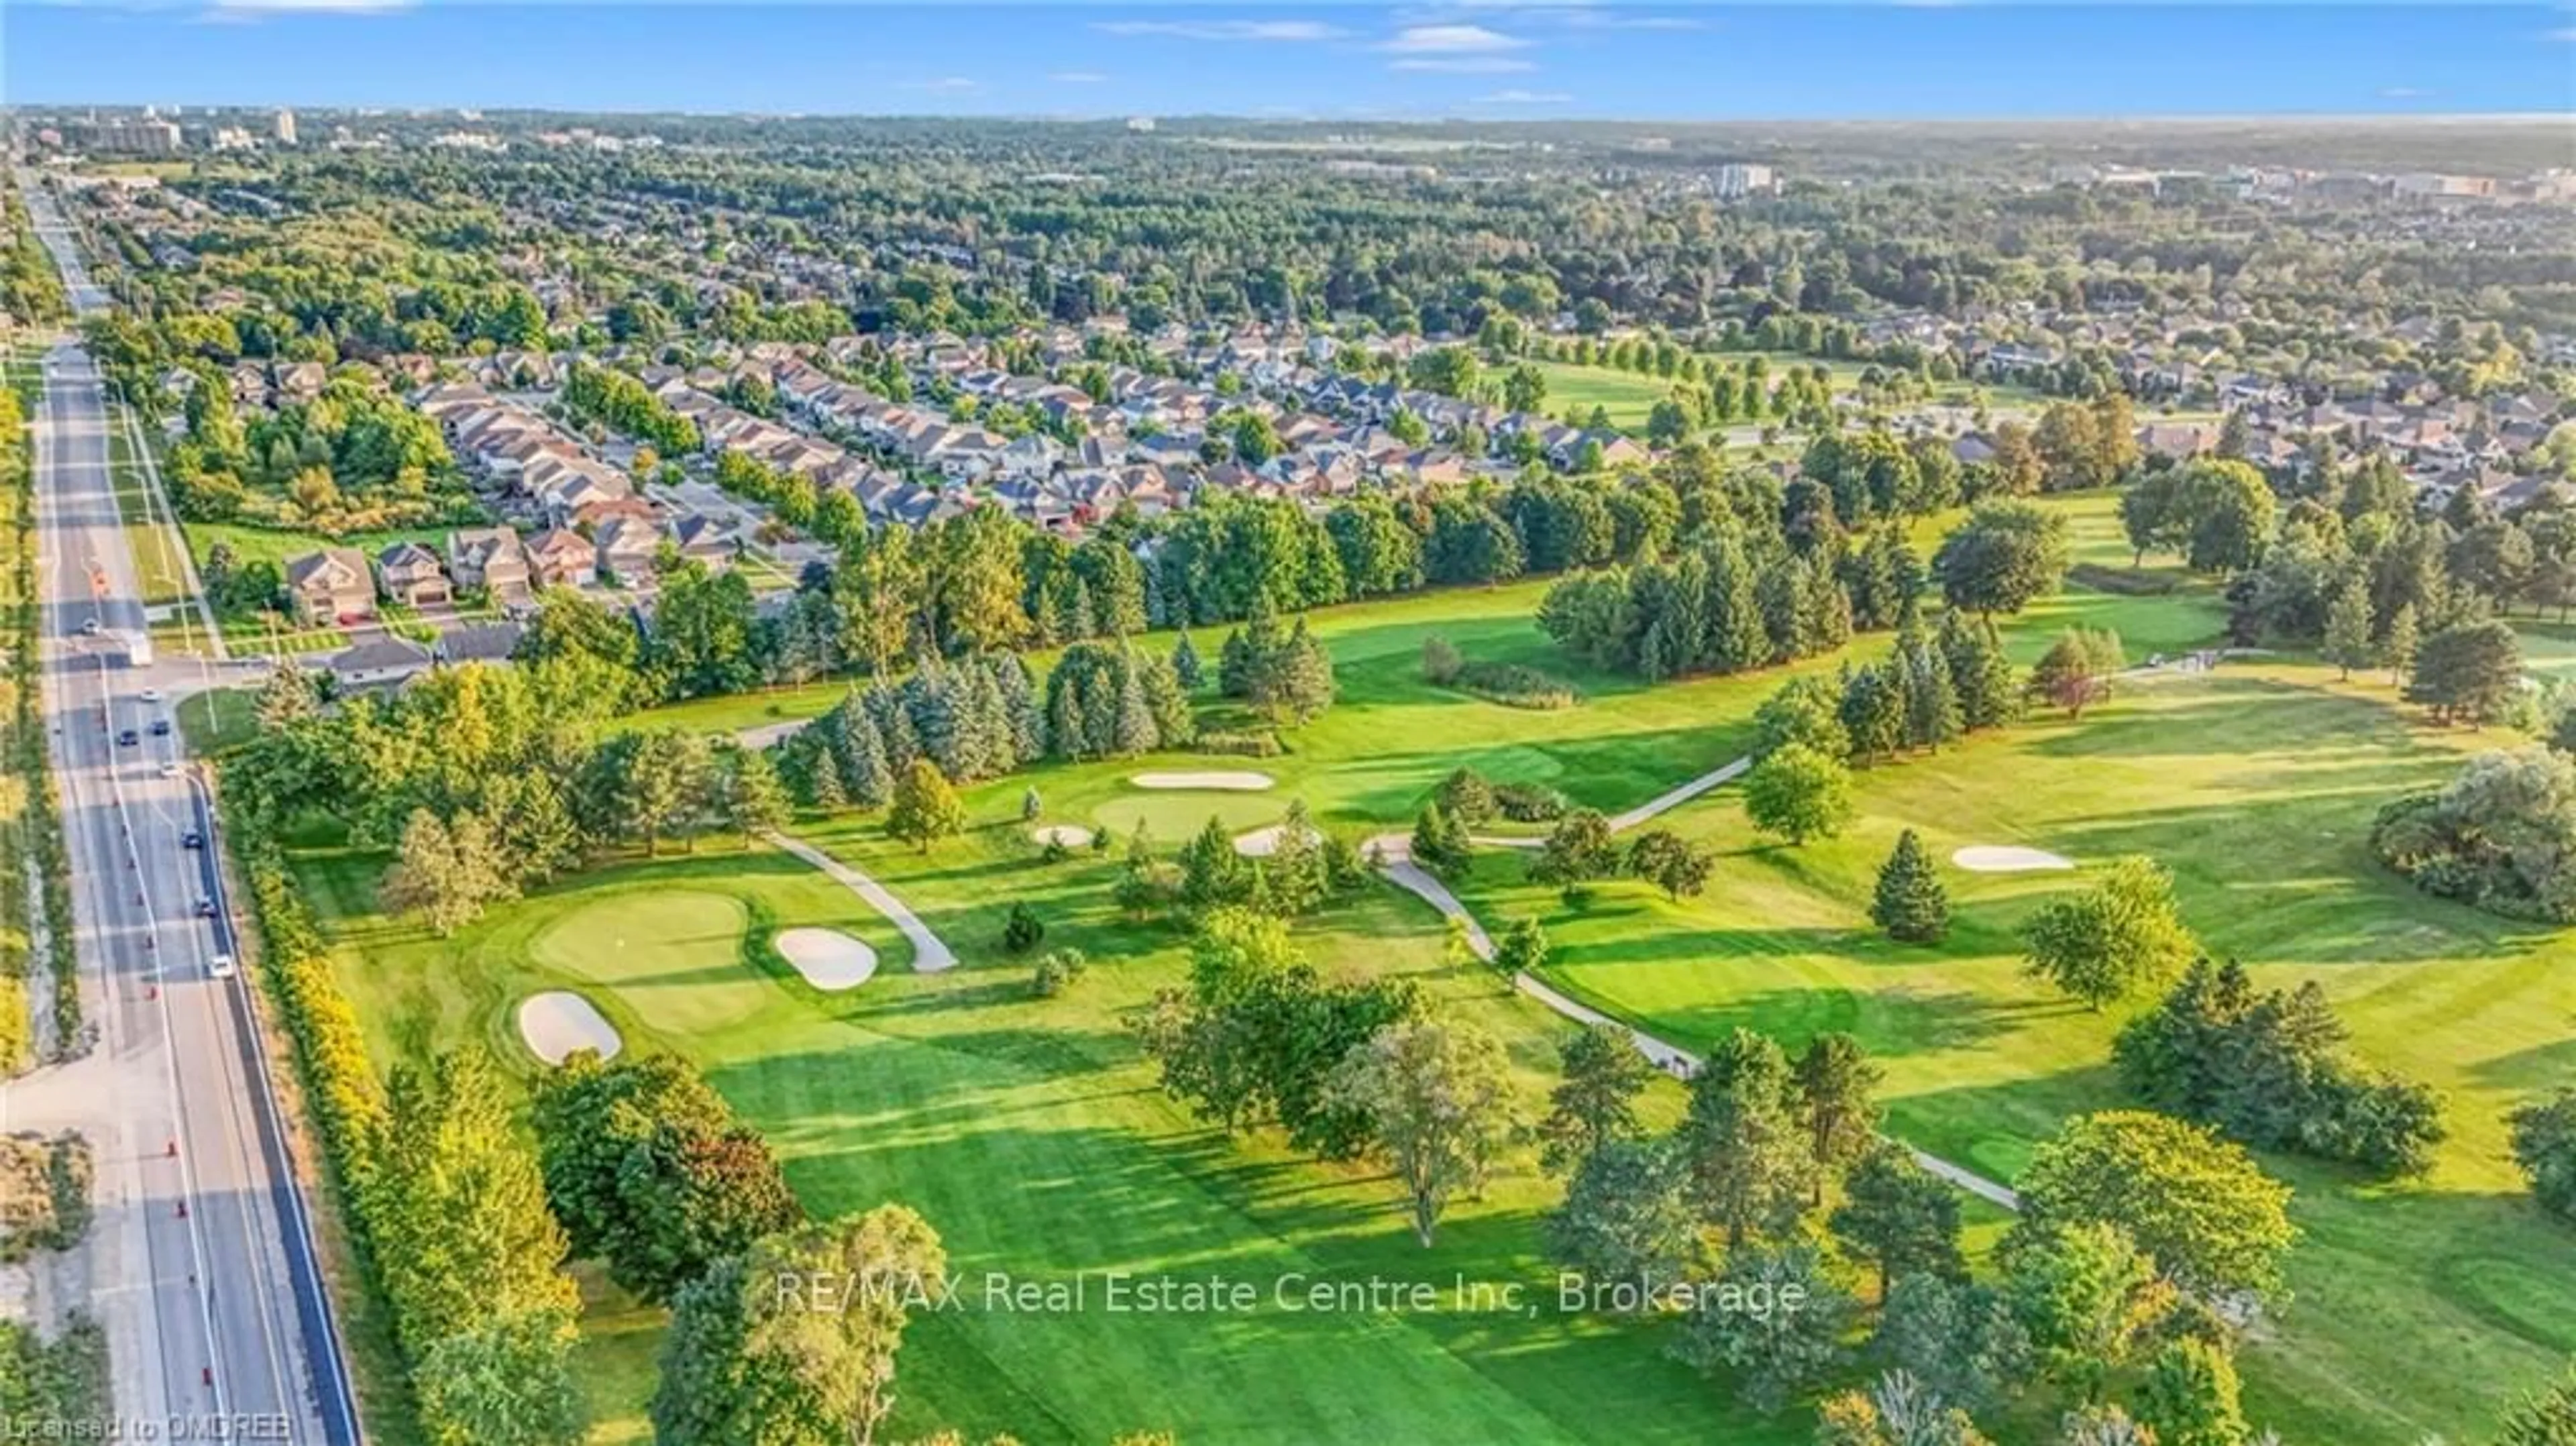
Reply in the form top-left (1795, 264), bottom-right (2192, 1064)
top-left (525, 528), bottom-right (598, 590)
top-left (667, 513), bottom-right (736, 571)
top-left (447, 526), bottom-right (533, 600)
top-left (376, 541), bottom-right (451, 609)
top-left (282, 547), bottom-right (375, 626)
top-left (433, 620), bottom-right (527, 666)
top-left (594, 515), bottom-right (663, 582)
top-left (325, 636), bottom-right (433, 691)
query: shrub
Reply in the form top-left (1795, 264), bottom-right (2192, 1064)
top-left (0, 1132), bottom-right (93, 1263)
top-left (1434, 767), bottom-right (1497, 825)
top-left (1447, 659), bottom-right (1578, 710)
top-left (2371, 748), bottom-right (2576, 922)
top-left (1421, 634), bottom-right (1464, 685)
top-left (1493, 781), bottom-right (1569, 822)
top-left (1002, 902), bottom-right (1046, 954)
top-left (1195, 730), bottom-right (1287, 759)
top-left (1032, 948), bottom-right (1090, 999)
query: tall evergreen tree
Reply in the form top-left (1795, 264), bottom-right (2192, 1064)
top-left (1871, 829), bottom-right (1951, 943)
top-left (835, 702), bottom-right (892, 808)
top-left (1681, 1029), bottom-right (1815, 1248)
top-left (1794, 1032), bottom-right (1885, 1194)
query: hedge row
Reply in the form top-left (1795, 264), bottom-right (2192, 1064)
top-left (0, 383), bottom-right (72, 1071)
top-left (224, 810), bottom-right (390, 1207)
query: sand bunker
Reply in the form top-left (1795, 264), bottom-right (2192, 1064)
top-left (1951, 845), bottom-right (2075, 873)
top-left (775, 927), bottom-right (879, 991)
top-left (1130, 771), bottom-right (1275, 791)
top-left (1233, 822), bottom-right (1320, 857)
top-left (518, 992), bottom-right (621, 1065)
top-left (1030, 824), bottom-right (1095, 848)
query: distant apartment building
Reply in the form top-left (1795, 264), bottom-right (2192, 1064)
top-left (66, 117), bottom-right (180, 156)
top-left (2393, 172), bottom-right (2497, 200)
top-left (274, 109), bottom-right (297, 146)
top-left (1713, 162), bottom-right (1777, 199)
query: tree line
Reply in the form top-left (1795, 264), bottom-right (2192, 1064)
top-left (1537, 1017), bottom-right (2300, 1438)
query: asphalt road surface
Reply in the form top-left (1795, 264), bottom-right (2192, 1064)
top-left (8, 174), bottom-right (345, 1443)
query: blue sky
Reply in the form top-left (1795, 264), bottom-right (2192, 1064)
top-left (9, 3), bottom-right (2573, 119)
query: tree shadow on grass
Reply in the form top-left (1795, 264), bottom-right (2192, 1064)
top-left (2467, 1035), bottom-right (2576, 1093)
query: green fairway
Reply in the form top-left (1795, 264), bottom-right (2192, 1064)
top-left (1458, 661), bottom-right (2576, 1445)
top-left (294, 826), bottom-right (1770, 1445)
top-left (273, 484), bottom-right (2572, 1446)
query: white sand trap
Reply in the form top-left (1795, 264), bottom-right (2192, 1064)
top-left (1030, 824), bottom-right (1095, 848)
top-left (519, 992), bottom-right (621, 1065)
top-left (775, 927), bottom-right (879, 991)
top-left (1234, 823), bottom-right (1320, 857)
top-left (1952, 845), bottom-right (2075, 874)
top-left (1130, 771), bottom-right (1275, 792)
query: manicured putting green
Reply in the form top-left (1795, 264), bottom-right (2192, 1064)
top-left (529, 889), bottom-right (765, 1033)
top-left (1094, 791), bottom-right (1281, 843)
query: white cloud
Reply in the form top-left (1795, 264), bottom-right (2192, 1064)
top-left (1052, 70), bottom-right (1110, 84)
top-left (1093, 19), bottom-right (1346, 42)
top-left (1448, 5), bottom-right (1707, 31)
top-left (1475, 89), bottom-right (1572, 105)
top-left (195, 0), bottom-right (409, 19)
top-left (2378, 86), bottom-right (2432, 99)
top-left (1392, 56), bottom-right (1537, 72)
top-left (1382, 22), bottom-right (1528, 52)
top-left (209, 0), bottom-right (412, 12)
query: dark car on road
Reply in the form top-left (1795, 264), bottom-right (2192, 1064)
top-left (150, 718), bottom-right (170, 737)
top-left (115, 728), bottom-right (138, 746)
top-left (193, 896), bottom-right (217, 919)
top-left (181, 830), bottom-right (203, 850)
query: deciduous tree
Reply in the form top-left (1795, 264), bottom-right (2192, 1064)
top-left (1324, 1017), bottom-right (1523, 1246)
top-left (1742, 742), bottom-right (1854, 846)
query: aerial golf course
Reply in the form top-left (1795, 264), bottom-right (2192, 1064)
top-left (273, 491), bottom-right (2575, 1445)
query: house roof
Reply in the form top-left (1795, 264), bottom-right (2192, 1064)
top-left (328, 636), bottom-right (432, 675)
top-left (284, 547), bottom-right (370, 592)
top-left (436, 622), bottom-right (526, 663)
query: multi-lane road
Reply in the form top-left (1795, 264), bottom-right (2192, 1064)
top-left (5, 174), bottom-right (348, 1443)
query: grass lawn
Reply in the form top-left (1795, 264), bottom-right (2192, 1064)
top-left (178, 685), bottom-right (260, 755)
top-left (1457, 661), bottom-right (2576, 1445)
top-left (1527, 359), bottom-right (1676, 431)
top-left (269, 482), bottom-right (2571, 1445)
top-left (101, 417), bottom-right (192, 606)
top-left (292, 824), bottom-right (1772, 1445)
top-left (185, 520), bottom-right (451, 576)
